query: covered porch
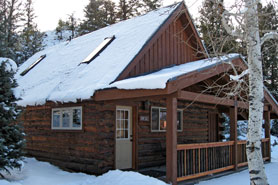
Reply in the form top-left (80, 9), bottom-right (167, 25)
top-left (161, 90), bottom-right (273, 184)
top-left (94, 55), bottom-right (278, 184)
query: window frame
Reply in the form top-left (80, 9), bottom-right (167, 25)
top-left (51, 106), bottom-right (82, 130)
top-left (116, 106), bottom-right (131, 140)
top-left (151, 106), bottom-right (183, 132)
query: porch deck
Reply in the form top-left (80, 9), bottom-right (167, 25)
top-left (177, 139), bottom-right (270, 182)
top-left (140, 139), bottom-right (270, 184)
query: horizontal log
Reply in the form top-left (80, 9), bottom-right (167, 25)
top-left (178, 91), bottom-right (248, 109)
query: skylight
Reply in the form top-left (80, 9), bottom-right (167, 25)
top-left (81, 35), bottom-right (115, 64)
top-left (20, 54), bottom-right (46, 76)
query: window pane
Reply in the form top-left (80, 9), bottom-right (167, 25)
top-left (53, 110), bottom-right (60, 127)
top-left (72, 109), bottom-right (81, 127)
top-left (117, 130), bottom-right (124, 138)
top-left (120, 110), bottom-right (124, 119)
top-left (160, 109), bottom-right (167, 130)
top-left (116, 130), bottom-right (121, 138)
top-left (124, 120), bottom-right (128, 129)
top-left (116, 110), bottom-right (120, 120)
top-left (116, 120), bottom-right (121, 129)
top-left (177, 111), bottom-right (182, 130)
top-left (120, 120), bottom-right (124, 129)
top-left (151, 108), bottom-right (159, 130)
top-left (124, 130), bottom-right (129, 139)
top-left (124, 111), bottom-right (129, 119)
top-left (62, 110), bottom-right (70, 127)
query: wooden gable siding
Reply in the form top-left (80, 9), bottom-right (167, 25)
top-left (126, 19), bottom-right (197, 79)
top-left (117, 4), bottom-right (206, 81)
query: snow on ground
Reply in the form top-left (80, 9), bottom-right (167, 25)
top-left (1, 137), bottom-right (277, 185)
top-left (197, 136), bottom-right (278, 185)
top-left (0, 158), bottom-right (167, 185)
top-left (43, 30), bottom-right (73, 49)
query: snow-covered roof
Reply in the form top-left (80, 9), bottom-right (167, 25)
top-left (0, 57), bottom-right (17, 72)
top-left (15, 3), bottom-right (180, 106)
top-left (108, 54), bottom-right (240, 90)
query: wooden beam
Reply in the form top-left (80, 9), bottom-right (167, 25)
top-left (94, 89), bottom-right (168, 101)
top-left (264, 90), bottom-right (278, 115)
top-left (132, 106), bottom-right (138, 169)
top-left (167, 58), bottom-right (245, 94)
top-left (166, 97), bottom-right (177, 185)
top-left (239, 111), bottom-right (248, 120)
top-left (178, 91), bottom-right (248, 109)
top-left (177, 165), bottom-right (234, 182)
top-left (263, 111), bottom-right (271, 162)
top-left (230, 105), bottom-right (238, 170)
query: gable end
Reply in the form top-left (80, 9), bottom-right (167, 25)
top-left (116, 2), bottom-right (207, 81)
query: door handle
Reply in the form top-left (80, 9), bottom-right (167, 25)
top-left (130, 135), bottom-right (133, 141)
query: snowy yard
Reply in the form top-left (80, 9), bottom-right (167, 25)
top-left (1, 139), bottom-right (278, 185)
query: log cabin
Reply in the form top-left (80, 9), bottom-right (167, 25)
top-left (15, 2), bottom-right (278, 185)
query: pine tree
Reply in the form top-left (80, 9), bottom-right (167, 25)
top-left (0, 59), bottom-right (24, 178)
top-left (141, 0), bottom-right (162, 13)
top-left (258, 3), bottom-right (278, 137)
top-left (259, 3), bottom-right (278, 98)
top-left (18, 0), bottom-right (44, 64)
top-left (66, 13), bottom-right (78, 39)
top-left (198, 0), bottom-right (239, 56)
top-left (0, 0), bottom-right (23, 61)
top-left (79, 0), bottom-right (116, 35)
top-left (55, 19), bottom-right (69, 41)
top-left (117, 0), bottom-right (141, 21)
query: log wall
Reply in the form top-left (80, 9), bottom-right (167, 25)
top-left (20, 98), bottom-right (219, 173)
top-left (21, 101), bottom-right (116, 175)
top-left (137, 99), bottom-right (219, 169)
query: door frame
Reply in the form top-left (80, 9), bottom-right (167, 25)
top-left (114, 105), bottom-right (136, 169)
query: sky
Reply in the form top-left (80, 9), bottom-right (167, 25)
top-left (33, 0), bottom-right (272, 32)
top-left (33, 0), bottom-right (203, 31)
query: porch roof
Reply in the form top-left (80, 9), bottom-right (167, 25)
top-left (108, 54), bottom-right (240, 90)
top-left (95, 54), bottom-right (278, 117)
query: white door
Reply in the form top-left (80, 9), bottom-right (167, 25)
top-left (115, 106), bottom-right (132, 169)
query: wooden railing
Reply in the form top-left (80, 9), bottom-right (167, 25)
top-left (177, 138), bottom-right (270, 182)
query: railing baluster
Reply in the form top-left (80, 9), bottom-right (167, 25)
top-left (177, 141), bottom-right (245, 182)
top-left (193, 149), bottom-right (195, 174)
top-left (184, 149), bottom-right (186, 176)
top-left (206, 147), bottom-right (208, 172)
top-left (198, 148), bottom-right (200, 173)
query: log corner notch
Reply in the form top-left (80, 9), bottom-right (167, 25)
top-left (166, 96), bottom-right (177, 185)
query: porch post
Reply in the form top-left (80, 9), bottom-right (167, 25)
top-left (263, 111), bottom-right (271, 161)
top-left (229, 102), bottom-right (238, 170)
top-left (166, 97), bottom-right (177, 185)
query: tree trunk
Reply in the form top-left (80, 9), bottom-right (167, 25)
top-left (245, 0), bottom-right (269, 184)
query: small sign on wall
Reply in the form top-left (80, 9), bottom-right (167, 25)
top-left (140, 115), bottom-right (149, 122)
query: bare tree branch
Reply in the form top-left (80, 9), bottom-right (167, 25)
top-left (261, 32), bottom-right (278, 46)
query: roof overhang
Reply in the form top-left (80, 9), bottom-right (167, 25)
top-left (94, 55), bottom-right (278, 117)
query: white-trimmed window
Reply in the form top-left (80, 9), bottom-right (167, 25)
top-left (116, 107), bottom-right (131, 140)
top-left (151, 107), bottom-right (183, 132)
top-left (52, 107), bottom-right (82, 130)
